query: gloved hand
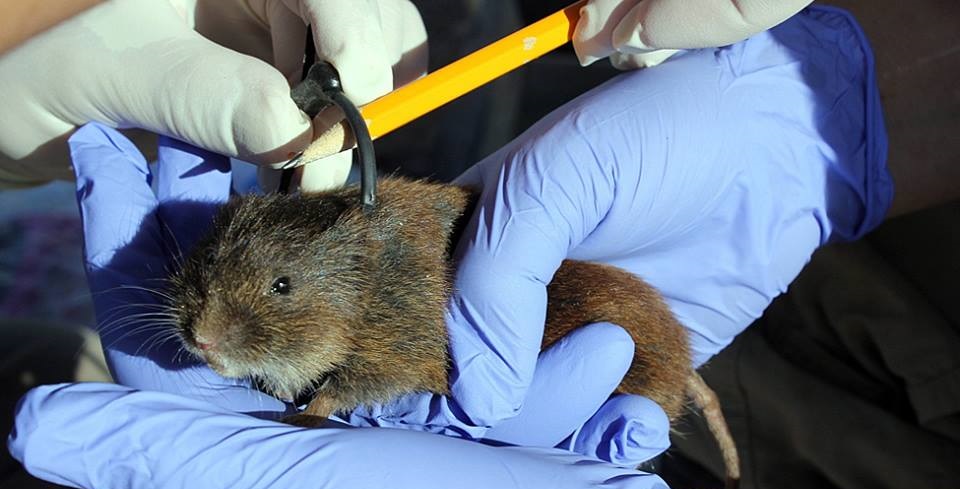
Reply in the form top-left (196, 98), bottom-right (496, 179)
top-left (438, 6), bottom-right (892, 430)
top-left (0, 0), bottom-right (427, 191)
top-left (65, 122), bottom-right (671, 466)
top-left (8, 383), bottom-right (668, 489)
top-left (572, 0), bottom-right (812, 69)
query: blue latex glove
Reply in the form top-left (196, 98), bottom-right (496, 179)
top-left (70, 123), bottom-right (288, 415)
top-left (47, 121), bottom-right (669, 475)
top-left (8, 383), bottom-right (668, 489)
top-left (406, 5), bottom-right (892, 431)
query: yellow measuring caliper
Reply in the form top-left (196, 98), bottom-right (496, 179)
top-left (291, 0), bottom-right (587, 167)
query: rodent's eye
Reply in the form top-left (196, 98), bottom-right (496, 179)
top-left (270, 276), bottom-right (292, 295)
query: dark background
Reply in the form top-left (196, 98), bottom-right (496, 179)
top-left (374, 1), bottom-right (621, 182)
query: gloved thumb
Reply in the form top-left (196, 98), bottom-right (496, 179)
top-left (563, 394), bottom-right (671, 467)
top-left (117, 23), bottom-right (314, 165)
top-left (572, 0), bottom-right (643, 66)
top-left (572, 0), bottom-right (674, 70)
top-left (0, 0), bottom-right (312, 168)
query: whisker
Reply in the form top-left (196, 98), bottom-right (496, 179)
top-left (97, 313), bottom-right (178, 336)
top-left (158, 220), bottom-right (188, 274)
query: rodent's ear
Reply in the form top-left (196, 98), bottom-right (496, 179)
top-left (213, 196), bottom-right (245, 228)
top-left (433, 185), bottom-right (478, 237)
top-left (292, 193), bottom-right (357, 242)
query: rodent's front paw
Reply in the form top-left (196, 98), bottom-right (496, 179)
top-left (281, 413), bottom-right (330, 428)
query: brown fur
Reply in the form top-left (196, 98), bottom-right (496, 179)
top-left (169, 177), bottom-right (738, 484)
top-left (544, 261), bottom-right (691, 420)
top-left (169, 179), bottom-right (467, 411)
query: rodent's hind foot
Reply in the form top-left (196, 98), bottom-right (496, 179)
top-left (281, 413), bottom-right (330, 428)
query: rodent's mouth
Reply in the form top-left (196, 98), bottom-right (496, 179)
top-left (201, 352), bottom-right (243, 379)
top-left (202, 354), bottom-right (226, 373)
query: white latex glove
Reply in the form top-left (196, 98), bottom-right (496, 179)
top-left (572, 0), bottom-right (812, 69)
top-left (0, 0), bottom-right (427, 191)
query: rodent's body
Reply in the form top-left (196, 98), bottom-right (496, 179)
top-left (170, 177), bottom-right (738, 483)
top-left (545, 260), bottom-right (690, 420)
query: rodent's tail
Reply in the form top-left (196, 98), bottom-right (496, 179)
top-left (544, 260), bottom-right (691, 420)
top-left (543, 259), bottom-right (740, 485)
top-left (686, 371), bottom-right (741, 488)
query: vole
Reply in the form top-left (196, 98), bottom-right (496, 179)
top-left (169, 177), bottom-right (740, 486)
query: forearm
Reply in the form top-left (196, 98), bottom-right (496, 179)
top-left (0, 0), bottom-right (101, 54)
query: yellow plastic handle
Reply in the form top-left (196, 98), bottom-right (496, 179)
top-left (360, 0), bottom-right (587, 139)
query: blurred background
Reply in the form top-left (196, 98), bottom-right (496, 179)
top-left (2, 0), bottom-right (958, 488)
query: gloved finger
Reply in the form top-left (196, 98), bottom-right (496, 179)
top-left (69, 123), bottom-right (171, 377)
top-left (256, 153), bottom-right (353, 194)
top-left (146, 32), bottom-right (312, 165)
top-left (446, 119), bottom-right (617, 427)
top-left (69, 122), bottom-right (161, 273)
top-left (257, 166), bottom-right (283, 194)
top-left (484, 324), bottom-right (670, 466)
top-left (267, 0), bottom-right (426, 192)
top-left (154, 136), bottom-right (232, 255)
top-left (284, 105), bottom-right (353, 192)
top-left (265, 0), bottom-right (385, 194)
top-left (77, 1), bottom-right (311, 165)
top-left (69, 123), bottom-right (174, 382)
top-left (562, 394), bottom-right (671, 467)
top-left (69, 123), bottom-right (168, 384)
top-left (609, 0), bottom-right (656, 54)
top-left (483, 322), bottom-right (633, 447)
top-left (299, 150), bottom-right (354, 192)
top-left (572, 0), bottom-right (640, 66)
top-left (10, 383), bottom-right (667, 489)
top-left (607, 0), bottom-right (812, 53)
top-left (264, 1), bottom-right (310, 84)
top-left (340, 322), bottom-right (632, 442)
top-left (385, 0), bottom-right (429, 87)
top-left (277, 0), bottom-right (427, 90)
top-left (609, 49), bottom-right (681, 71)
top-left (283, 0), bottom-right (392, 105)
top-left (286, 0), bottom-right (427, 106)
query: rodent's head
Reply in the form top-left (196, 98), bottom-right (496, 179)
top-left (169, 192), bottom-right (371, 397)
